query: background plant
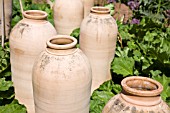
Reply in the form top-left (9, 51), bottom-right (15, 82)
top-left (0, 0), bottom-right (169, 113)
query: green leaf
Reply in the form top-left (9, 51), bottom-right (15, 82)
top-left (0, 100), bottom-right (26, 113)
top-left (152, 75), bottom-right (170, 105)
top-left (0, 78), bottom-right (13, 91)
top-left (115, 47), bottom-right (130, 57)
top-left (112, 57), bottom-right (135, 76)
top-left (90, 100), bottom-right (104, 113)
top-left (92, 91), bottom-right (114, 103)
top-left (112, 84), bottom-right (122, 94)
top-left (98, 80), bottom-right (114, 92)
top-left (70, 28), bottom-right (80, 39)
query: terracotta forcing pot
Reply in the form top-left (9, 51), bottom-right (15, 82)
top-left (10, 10), bottom-right (57, 113)
top-left (103, 76), bottom-right (170, 113)
top-left (0, 0), bottom-right (12, 39)
top-left (53, 0), bottom-right (84, 35)
top-left (80, 7), bottom-right (118, 92)
top-left (83, 0), bottom-right (94, 17)
top-left (32, 35), bottom-right (92, 113)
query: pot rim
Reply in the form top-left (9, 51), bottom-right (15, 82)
top-left (90, 6), bottom-right (110, 14)
top-left (46, 35), bottom-right (77, 50)
top-left (23, 10), bottom-right (48, 20)
top-left (121, 76), bottom-right (163, 97)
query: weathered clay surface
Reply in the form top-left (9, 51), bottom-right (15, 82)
top-left (32, 35), bottom-right (92, 113)
top-left (53, 0), bottom-right (83, 35)
top-left (10, 10), bottom-right (57, 113)
top-left (80, 7), bottom-right (118, 92)
top-left (103, 76), bottom-right (170, 113)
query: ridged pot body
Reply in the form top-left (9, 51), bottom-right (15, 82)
top-left (83, 0), bottom-right (94, 17)
top-left (53, 0), bottom-right (83, 35)
top-left (80, 7), bottom-right (118, 92)
top-left (103, 94), bottom-right (170, 113)
top-left (102, 76), bottom-right (170, 113)
top-left (32, 37), bottom-right (92, 113)
top-left (0, 0), bottom-right (12, 38)
top-left (10, 10), bottom-right (57, 113)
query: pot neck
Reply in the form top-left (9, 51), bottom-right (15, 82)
top-left (120, 76), bottom-right (163, 106)
top-left (90, 7), bottom-right (110, 16)
top-left (23, 10), bottom-right (47, 22)
top-left (46, 35), bottom-right (78, 56)
top-left (121, 76), bottom-right (163, 97)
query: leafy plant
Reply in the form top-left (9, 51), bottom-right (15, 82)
top-left (90, 80), bottom-right (121, 113)
top-left (12, 0), bottom-right (54, 28)
top-left (0, 42), bottom-right (27, 112)
top-left (111, 17), bottom-right (170, 105)
top-left (1, 0), bottom-right (169, 113)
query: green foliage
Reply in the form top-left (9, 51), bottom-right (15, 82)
top-left (112, 57), bottom-right (134, 76)
top-left (111, 17), bottom-right (170, 105)
top-left (90, 80), bottom-right (121, 113)
top-left (0, 78), bottom-right (13, 91)
top-left (12, 0), bottom-right (54, 28)
top-left (0, 100), bottom-right (26, 113)
top-left (138, 0), bottom-right (170, 20)
top-left (0, 42), bottom-right (26, 112)
top-left (152, 75), bottom-right (170, 105)
top-left (70, 28), bottom-right (80, 48)
top-left (2, 0), bottom-right (169, 112)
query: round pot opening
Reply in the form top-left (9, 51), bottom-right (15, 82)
top-left (50, 38), bottom-right (73, 45)
top-left (91, 7), bottom-right (110, 14)
top-left (47, 35), bottom-right (77, 50)
top-left (121, 76), bottom-right (163, 96)
top-left (23, 10), bottom-right (47, 20)
top-left (126, 79), bottom-right (158, 91)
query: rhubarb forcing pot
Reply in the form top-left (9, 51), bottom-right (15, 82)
top-left (80, 7), bottom-right (118, 92)
top-left (53, 0), bottom-right (84, 35)
top-left (10, 10), bottom-right (57, 113)
top-left (83, 0), bottom-right (94, 17)
top-left (32, 35), bottom-right (92, 113)
top-left (103, 76), bottom-right (170, 113)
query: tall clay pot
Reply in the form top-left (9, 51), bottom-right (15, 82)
top-left (10, 10), bottom-right (57, 113)
top-left (0, 0), bottom-right (12, 39)
top-left (53, 0), bottom-right (83, 35)
top-left (80, 7), bottom-right (118, 92)
top-left (32, 35), bottom-right (92, 113)
top-left (103, 76), bottom-right (170, 113)
top-left (83, 0), bottom-right (94, 17)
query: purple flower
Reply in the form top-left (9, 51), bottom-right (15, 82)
top-left (127, 1), bottom-right (140, 10)
top-left (131, 18), bottom-right (140, 24)
top-left (107, 0), bottom-right (116, 3)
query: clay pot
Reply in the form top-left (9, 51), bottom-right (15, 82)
top-left (0, 0), bottom-right (12, 39)
top-left (103, 76), bottom-right (170, 113)
top-left (83, 0), bottom-right (94, 17)
top-left (79, 7), bottom-right (118, 92)
top-left (10, 10), bottom-right (57, 113)
top-left (32, 35), bottom-right (92, 113)
top-left (53, 0), bottom-right (84, 35)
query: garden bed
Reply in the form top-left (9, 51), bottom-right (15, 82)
top-left (0, 0), bottom-right (170, 112)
